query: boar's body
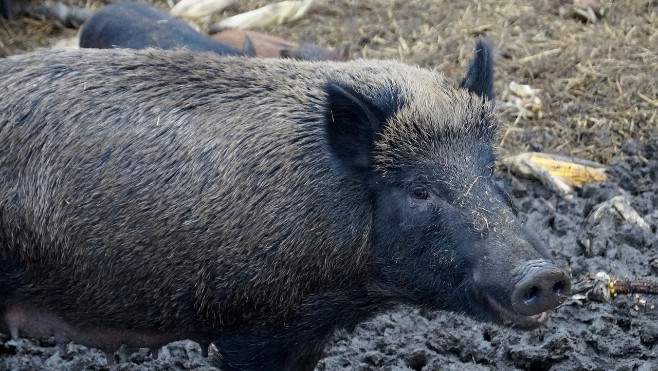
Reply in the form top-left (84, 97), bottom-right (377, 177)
top-left (0, 45), bottom-right (570, 370)
top-left (79, 2), bottom-right (247, 56)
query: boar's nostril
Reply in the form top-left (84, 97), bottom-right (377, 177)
top-left (524, 286), bottom-right (540, 304)
top-left (511, 261), bottom-right (572, 316)
top-left (553, 281), bottom-right (566, 295)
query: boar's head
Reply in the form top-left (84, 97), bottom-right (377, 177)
top-left (325, 39), bottom-right (571, 329)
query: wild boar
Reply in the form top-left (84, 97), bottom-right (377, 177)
top-left (0, 40), bottom-right (571, 370)
top-left (79, 2), bottom-right (251, 56)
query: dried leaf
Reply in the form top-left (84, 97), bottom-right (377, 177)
top-left (590, 196), bottom-right (651, 231)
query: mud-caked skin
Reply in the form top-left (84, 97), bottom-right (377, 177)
top-left (79, 2), bottom-right (249, 56)
top-left (0, 40), bottom-right (570, 370)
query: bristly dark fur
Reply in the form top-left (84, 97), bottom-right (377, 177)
top-left (0, 40), bottom-right (567, 370)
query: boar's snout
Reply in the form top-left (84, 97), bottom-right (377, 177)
top-left (469, 211), bottom-right (572, 329)
top-left (511, 260), bottom-right (571, 316)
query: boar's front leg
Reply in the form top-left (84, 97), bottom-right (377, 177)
top-left (214, 290), bottom-right (388, 371)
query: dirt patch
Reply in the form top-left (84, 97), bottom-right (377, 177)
top-left (1, 0), bottom-right (657, 370)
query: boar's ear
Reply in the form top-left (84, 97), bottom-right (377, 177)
top-left (325, 81), bottom-right (400, 173)
top-left (460, 38), bottom-right (495, 102)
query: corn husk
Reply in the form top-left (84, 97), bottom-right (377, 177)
top-left (501, 152), bottom-right (607, 196)
top-left (210, 0), bottom-right (313, 30)
top-left (170, 0), bottom-right (237, 19)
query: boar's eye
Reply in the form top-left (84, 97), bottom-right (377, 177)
top-left (411, 187), bottom-right (429, 200)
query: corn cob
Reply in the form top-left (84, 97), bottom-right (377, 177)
top-left (500, 152), bottom-right (607, 193)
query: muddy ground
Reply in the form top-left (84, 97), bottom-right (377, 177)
top-left (1, 0), bottom-right (657, 370)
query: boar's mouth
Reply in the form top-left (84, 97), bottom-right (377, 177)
top-left (477, 291), bottom-right (548, 330)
